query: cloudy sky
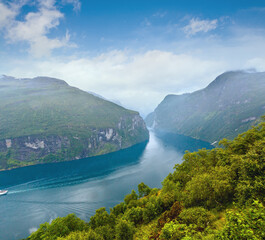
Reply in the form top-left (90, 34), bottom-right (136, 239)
top-left (1, 0), bottom-right (265, 116)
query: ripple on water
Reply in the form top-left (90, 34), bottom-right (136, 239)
top-left (0, 131), bottom-right (213, 240)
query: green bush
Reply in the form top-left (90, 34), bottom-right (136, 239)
top-left (115, 219), bottom-right (134, 240)
top-left (143, 201), bottom-right (162, 223)
top-left (110, 202), bottom-right (126, 217)
top-left (178, 207), bottom-right (213, 231)
top-left (217, 200), bottom-right (265, 240)
top-left (124, 190), bottom-right (138, 205)
top-left (138, 182), bottom-right (151, 197)
top-left (123, 206), bottom-right (143, 225)
top-left (89, 208), bottom-right (116, 229)
top-left (159, 220), bottom-right (187, 240)
top-left (28, 214), bottom-right (87, 240)
top-left (94, 225), bottom-right (115, 240)
top-left (57, 230), bottom-right (103, 240)
top-left (183, 166), bottom-right (234, 208)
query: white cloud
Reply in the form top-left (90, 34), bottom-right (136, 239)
top-left (40, 0), bottom-right (56, 9)
top-left (183, 18), bottom-right (218, 36)
top-left (0, 2), bottom-right (16, 29)
top-left (6, 50), bottom-right (226, 115)
top-left (1, 0), bottom-right (75, 57)
top-left (2, 13), bottom-right (265, 116)
top-left (245, 58), bottom-right (265, 71)
top-left (5, 26), bottom-right (265, 116)
top-left (153, 11), bottom-right (167, 18)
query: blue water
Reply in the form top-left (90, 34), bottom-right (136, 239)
top-left (0, 131), bottom-right (213, 240)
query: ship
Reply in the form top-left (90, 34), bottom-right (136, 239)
top-left (0, 190), bottom-right (8, 196)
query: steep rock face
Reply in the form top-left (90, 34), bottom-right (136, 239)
top-left (0, 76), bottom-right (149, 170)
top-left (146, 71), bottom-right (265, 143)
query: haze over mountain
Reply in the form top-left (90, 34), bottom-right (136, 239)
top-left (2, 1), bottom-right (265, 116)
top-left (146, 71), bottom-right (265, 143)
top-left (0, 75), bottom-right (149, 170)
top-left (87, 91), bottom-right (124, 108)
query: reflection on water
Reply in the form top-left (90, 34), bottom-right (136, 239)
top-left (155, 131), bottom-right (214, 153)
top-left (0, 140), bottom-right (148, 190)
top-left (0, 131), bottom-right (212, 240)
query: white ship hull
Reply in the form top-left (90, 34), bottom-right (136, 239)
top-left (0, 190), bottom-right (8, 196)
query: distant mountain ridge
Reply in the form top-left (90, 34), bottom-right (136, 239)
top-left (0, 75), bottom-right (149, 170)
top-left (146, 71), bottom-right (265, 143)
top-left (87, 90), bottom-right (124, 107)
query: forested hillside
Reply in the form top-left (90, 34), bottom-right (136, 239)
top-left (26, 116), bottom-right (265, 240)
top-left (0, 76), bottom-right (149, 170)
top-left (146, 71), bottom-right (265, 144)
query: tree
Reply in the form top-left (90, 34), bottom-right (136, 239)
top-left (159, 220), bottom-right (187, 240)
top-left (123, 207), bottom-right (143, 225)
top-left (178, 207), bottom-right (213, 231)
top-left (124, 190), bottom-right (138, 205)
top-left (28, 214), bottom-right (87, 240)
top-left (183, 166), bottom-right (234, 208)
top-left (217, 201), bottom-right (265, 240)
top-left (138, 182), bottom-right (151, 198)
top-left (57, 230), bottom-right (103, 240)
top-left (111, 202), bottom-right (126, 217)
top-left (115, 219), bottom-right (134, 240)
top-left (89, 208), bottom-right (116, 229)
top-left (94, 225), bottom-right (115, 240)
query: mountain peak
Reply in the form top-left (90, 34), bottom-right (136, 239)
top-left (206, 70), bottom-right (248, 89)
top-left (0, 75), bottom-right (68, 86)
top-left (33, 76), bottom-right (69, 86)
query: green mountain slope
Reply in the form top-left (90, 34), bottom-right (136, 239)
top-left (26, 117), bottom-right (265, 240)
top-left (0, 75), bottom-right (149, 170)
top-left (146, 71), bottom-right (265, 143)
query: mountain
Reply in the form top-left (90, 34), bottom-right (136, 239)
top-left (87, 91), bottom-right (124, 107)
top-left (0, 75), bottom-right (149, 170)
top-left (146, 71), bottom-right (265, 144)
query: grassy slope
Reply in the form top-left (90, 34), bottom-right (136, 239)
top-left (0, 76), bottom-right (149, 170)
top-left (0, 76), bottom-right (137, 139)
top-left (26, 117), bottom-right (265, 240)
